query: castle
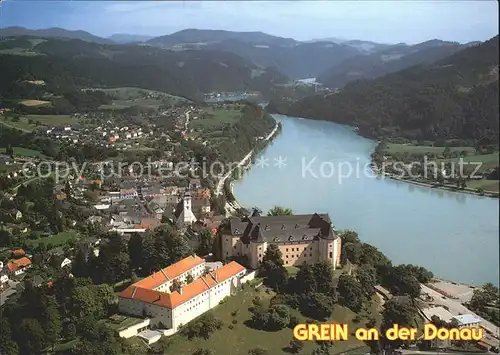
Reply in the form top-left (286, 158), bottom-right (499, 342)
top-left (221, 213), bottom-right (342, 269)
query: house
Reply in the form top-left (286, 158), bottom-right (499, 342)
top-left (0, 270), bottom-right (9, 289)
top-left (221, 213), bottom-right (342, 270)
top-left (453, 314), bottom-right (482, 328)
top-left (7, 257), bottom-right (32, 276)
top-left (118, 255), bottom-right (247, 337)
top-left (60, 257), bottom-right (72, 268)
top-left (120, 188), bottom-right (138, 199)
top-left (189, 179), bottom-right (201, 189)
top-left (14, 210), bottom-right (22, 220)
top-left (0, 154), bottom-right (12, 165)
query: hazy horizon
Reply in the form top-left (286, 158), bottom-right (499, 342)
top-left (0, 1), bottom-right (498, 44)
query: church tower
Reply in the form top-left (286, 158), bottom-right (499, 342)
top-left (176, 193), bottom-right (197, 228)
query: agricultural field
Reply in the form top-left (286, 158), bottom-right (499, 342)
top-left (0, 114), bottom-right (78, 132)
top-left (466, 179), bottom-right (499, 192)
top-left (158, 285), bottom-right (373, 355)
top-left (96, 87), bottom-right (188, 110)
top-left (191, 105), bottom-right (243, 130)
top-left (385, 143), bottom-right (475, 155)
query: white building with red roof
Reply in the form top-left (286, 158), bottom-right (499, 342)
top-left (118, 255), bottom-right (247, 337)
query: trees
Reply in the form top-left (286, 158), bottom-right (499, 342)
top-left (356, 264), bottom-right (377, 299)
top-left (18, 318), bottom-right (46, 355)
top-left (69, 284), bottom-right (116, 324)
top-left (170, 279), bottom-right (182, 293)
top-left (288, 339), bottom-right (304, 353)
top-left (248, 347), bottom-right (269, 355)
top-left (337, 274), bottom-right (365, 312)
top-left (382, 266), bottom-right (421, 298)
top-left (301, 292), bottom-right (336, 320)
top-left (260, 243), bottom-right (288, 292)
top-left (267, 304), bottom-right (291, 330)
top-left (193, 349), bottom-right (215, 355)
top-left (267, 206), bottom-right (293, 216)
top-left (140, 226), bottom-right (192, 275)
top-left (197, 228), bottom-right (214, 256)
top-left (181, 312), bottom-right (223, 340)
top-left (380, 297), bottom-right (417, 350)
top-left (0, 318), bottom-right (19, 355)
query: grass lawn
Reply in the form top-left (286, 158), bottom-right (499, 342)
top-left (161, 285), bottom-right (371, 355)
top-left (191, 106), bottom-right (242, 131)
top-left (444, 152), bottom-right (499, 169)
top-left (385, 143), bottom-right (475, 155)
top-left (0, 147), bottom-right (44, 157)
top-left (26, 230), bottom-right (80, 248)
top-left (466, 179), bottom-right (499, 192)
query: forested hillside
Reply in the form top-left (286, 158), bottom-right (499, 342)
top-left (0, 36), bottom-right (287, 103)
top-left (318, 40), bottom-right (466, 88)
top-left (275, 36), bottom-right (499, 144)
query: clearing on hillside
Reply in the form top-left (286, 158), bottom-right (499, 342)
top-left (19, 100), bottom-right (52, 107)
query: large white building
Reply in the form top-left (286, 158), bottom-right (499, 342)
top-left (118, 255), bottom-right (246, 336)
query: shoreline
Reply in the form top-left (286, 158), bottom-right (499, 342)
top-left (273, 110), bottom-right (499, 199)
top-left (371, 163), bottom-right (499, 199)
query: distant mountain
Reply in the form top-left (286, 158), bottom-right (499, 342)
top-left (0, 36), bottom-right (288, 102)
top-left (304, 37), bottom-right (346, 44)
top-left (148, 30), bottom-right (362, 78)
top-left (273, 36), bottom-right (499, 143)
top-left (0, 26), bottom-right (112, 44)
top-left (318, 40), bottom-right (467, 88)
top-left (108, 34), bottom-right (155, 44)
top-left (342, 40), bottom-right (393, 53)
top-left (148, 28), bottom-right (297, 47)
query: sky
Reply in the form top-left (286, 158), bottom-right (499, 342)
top-left (0, 0), bottom-right (498, 44)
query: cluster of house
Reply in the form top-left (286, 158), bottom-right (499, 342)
top-left (0, 248), bottom-right (74, 289)
top-left (0, 249), bottom-right (33, 290)
top-left (82, 177), bottom-right (220, 239)
top-left (40, 120), bottom-right (157, 150)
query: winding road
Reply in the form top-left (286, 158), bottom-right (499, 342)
top-left (214, 121), bottom-right (279, 216)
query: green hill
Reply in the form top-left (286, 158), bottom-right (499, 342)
top-left (275, 36), bottom-right (499, 144)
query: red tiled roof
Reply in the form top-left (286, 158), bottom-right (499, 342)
top-left (120, 260), bottom-right (245, 309)
top-left (133, 255), bottom-right (204, 290)
top-left (7, 257), bottom-right (32, 272)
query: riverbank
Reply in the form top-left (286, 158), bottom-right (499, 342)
top-left (374, 167), bottom-right (499, 198)
top-left (215, 120), bottom-right (281, 216)
top-left (371, 160), bottom-right (499, 199)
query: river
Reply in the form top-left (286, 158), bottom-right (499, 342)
top-left (233, 114), bottom-right (499, 286)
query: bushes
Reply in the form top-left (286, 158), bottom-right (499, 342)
top-left (250, 304), bottom-right (290, 331)
top-left (181, 312), bottom-right (223, 340)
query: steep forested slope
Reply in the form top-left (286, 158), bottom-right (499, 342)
top-left (0, 36), bottom-right (288, 102)
top-left (318, 40), bottom-right (466, 88)
top-left (275, 36), bottom-right (499, 143)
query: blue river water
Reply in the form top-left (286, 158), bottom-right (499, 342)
top-left (234, 114), bottom-right (500, 285)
